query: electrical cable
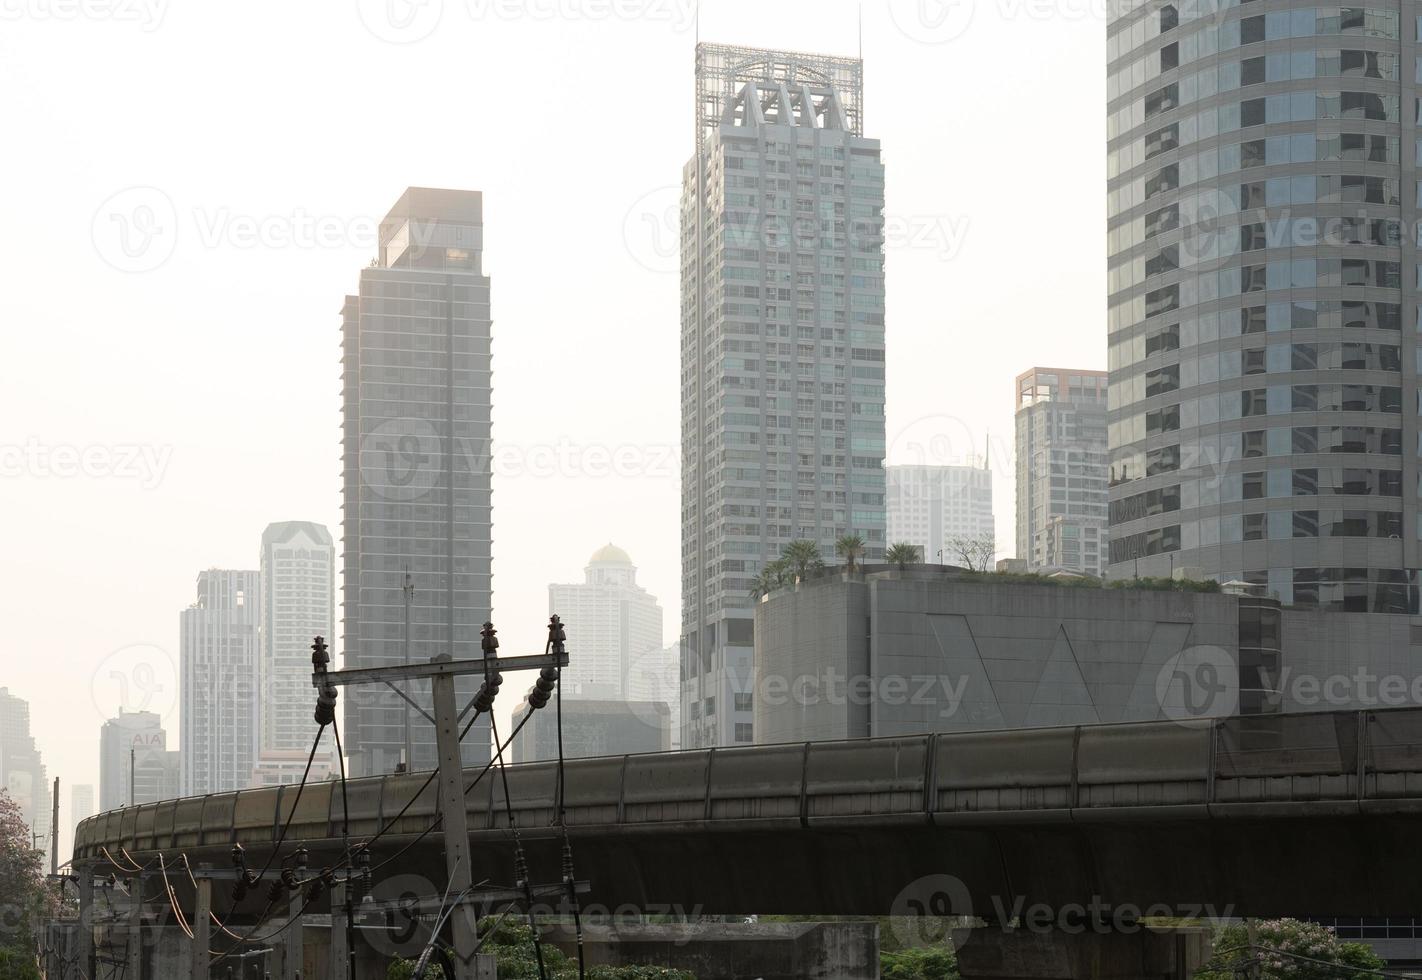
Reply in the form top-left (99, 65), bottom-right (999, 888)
top-left (156, 856), bottom-right (193, 940)
top-left (489, 710), bottom-right (548, 980)
top-left (364, 705), bottom-right (537, 878)
top-left (332, 718), bottom-right (357, 980)
top-left (548, 616), bottom-right (586, 980)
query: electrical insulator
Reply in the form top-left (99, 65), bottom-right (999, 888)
top-left (310, 636), bottom-right (330, 669)
top-left (480, 621), bottom-right (499, 657)
top-left (527, 665), bottom-right (559, 710)
top-left (295, 846), bottom-right (309, 872)
top-left (548, 615), bottom-right (567, 653)
top-left (314, 680), bottom-right (338, 725)
top-left (474, 671), bottom-right (502, 713)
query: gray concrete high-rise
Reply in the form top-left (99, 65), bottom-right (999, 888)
top-left (259, 522), bottom-right (334, 759)
top-left (1015, 368), bottom-right (1110, 576)
top-left (99, 710), bottom-right (174, 809)
top-left (680, 43), bottom-right (887, 749)
top-left (1107, 3), bottom-right (1417, 613)
top-left (179, 569), bottom-right (259, 796)
top-left (341, 187), bottom-right (493, 776)
top-left (0, 688), bottom-right (48, 834)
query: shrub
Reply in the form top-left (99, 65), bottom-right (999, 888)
top-left (1194, 919), bottom-right (1385, 979)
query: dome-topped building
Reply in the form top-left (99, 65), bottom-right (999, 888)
top-left (588, 543), bottom-right (633, 566)
top-left (550, 544), bottom-right (665, 700)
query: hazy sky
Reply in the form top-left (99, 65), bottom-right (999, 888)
top-left (0, 0), bottom-right (1104, 854)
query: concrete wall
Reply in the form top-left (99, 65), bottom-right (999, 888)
top-left (752, 575), bottom-right (870, 742)
top-left (755, 569), bottom-right (1247, 743)
top-left (1278, 609), bottom-right (1420, 713)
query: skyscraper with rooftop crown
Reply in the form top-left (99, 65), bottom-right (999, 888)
top-left (680, 44), bottom-right (887, 748)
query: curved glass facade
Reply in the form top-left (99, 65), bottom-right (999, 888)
top-left (1107, 0), bottom-right (1420, 612)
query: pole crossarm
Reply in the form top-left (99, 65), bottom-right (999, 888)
top-left (383, 681), bottom-right (437, 726)
top-left (313, 651), bottom-right (569, 689)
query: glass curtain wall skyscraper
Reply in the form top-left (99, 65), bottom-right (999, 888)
top-left (1107, 1), bottom-right (1419, 612)
top-left (680, 44), bottom-right (887, 748)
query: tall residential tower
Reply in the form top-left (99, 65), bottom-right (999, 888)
top-left (259, 522), bottom-right (335, 760)
top-left (341, 188), bottom-right (493, 775)
top-left (179, 569), bottom-right (259, 795)
top-left (1107, 2), bottom-right (1417, 612)
top-left (680, 44), bottom-right (887, 747)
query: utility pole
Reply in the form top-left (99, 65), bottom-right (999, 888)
top-left (403, 567), bottom-right (415, 771)
top-left (129, 747), bottom-right (135, 806)
top-left (312, 625), bottom-right (570, 980)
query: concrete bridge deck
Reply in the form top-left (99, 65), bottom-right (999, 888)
top-left (76, 707), bottom-right (1422, 917)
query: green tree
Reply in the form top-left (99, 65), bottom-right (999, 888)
top-left (1194, 919), bottom-right (1385, 979)
top-left (885, 543), bottom-right (922, 570)
top-left (472, 919), bottom-right (696, 979)
top-left (881, 945), bottom-right (959, 980)
top-left (780, 540), bottom-right (824, 582)
top-left (835, 534), bottom-right (866, 573)
top-left (0, 947), bottom-right (40, 980)
top-left (750, 559), bottom-right (788, 601)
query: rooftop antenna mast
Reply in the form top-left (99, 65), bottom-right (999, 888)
top-left (403, 566), bottom-right (415, 771)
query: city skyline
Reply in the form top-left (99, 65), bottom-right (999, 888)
top-left (2, 2), bottom-right (1103, 800)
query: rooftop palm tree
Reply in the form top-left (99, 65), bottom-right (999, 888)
top-left (750, 559), bottom-right (788, 601)
top-left (835, 533), bottom-right (866, 573)
top-left (885, 542), bottom-right (922, 570)
top-left (780, 539), bottom-right (824, 583)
